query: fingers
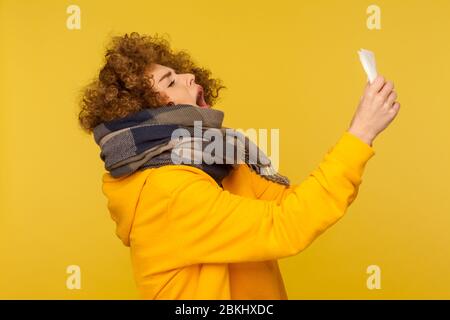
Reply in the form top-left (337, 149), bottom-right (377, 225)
top-left (383, 90), bottom-right (397, 108)
top-left (366, 75), bottom-right (385, 96)
top-left (362, 75), bottom-right (400, 114)
top-left (379, 80), bottom-right (394, 101)
top-left (391, 101), bottom-right (401, 113)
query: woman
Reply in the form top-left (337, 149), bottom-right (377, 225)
top-left (78, 32), bottom-right (400, 299)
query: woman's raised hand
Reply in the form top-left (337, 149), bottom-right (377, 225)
top-left (347, 75), bottom-right (401, 146)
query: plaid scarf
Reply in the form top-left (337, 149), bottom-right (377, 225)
top-left (93, 104), bottom-right (290, 186)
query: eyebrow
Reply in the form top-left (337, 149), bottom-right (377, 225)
top-left (158, 70), bottom-right (172, 84)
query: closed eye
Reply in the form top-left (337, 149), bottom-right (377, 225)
top-left (168, 79), bottom-right (175, 87)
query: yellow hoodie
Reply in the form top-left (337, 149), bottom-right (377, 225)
top-left (101, 131), bottom-right (375, 299)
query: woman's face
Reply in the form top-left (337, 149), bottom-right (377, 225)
top-left (146, 63), bottom-right (210, 108)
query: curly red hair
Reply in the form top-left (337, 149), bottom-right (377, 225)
top-left (78, 32), bottom-right (225, 133)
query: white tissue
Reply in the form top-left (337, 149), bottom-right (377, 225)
top-left (358, 48), bottom-right (378, 84)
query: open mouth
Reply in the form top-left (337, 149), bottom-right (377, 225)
top-left (196, 86), bottom-right (210, 109)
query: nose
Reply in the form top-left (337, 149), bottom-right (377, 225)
top-left (186, 73), bottom-right (195, 87)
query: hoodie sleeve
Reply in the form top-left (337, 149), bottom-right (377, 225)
top-left (140, 131), bottom-right (375, 266)
top-left (221, 163), bottom-right (298, 204)
top-left (248, 166), bottom-right (298, 204)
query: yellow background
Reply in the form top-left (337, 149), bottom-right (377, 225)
top-left (1, 0), bottom-right (449, 299)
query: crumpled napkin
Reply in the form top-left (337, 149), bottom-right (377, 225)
top-left (358, 48), bottom-right (378, 84)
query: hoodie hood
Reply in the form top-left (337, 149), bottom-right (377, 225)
top-left (101, 170), bottom-right (152, 247)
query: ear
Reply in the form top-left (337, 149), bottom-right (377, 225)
top-left (155, 91), bottom-right (173, 106)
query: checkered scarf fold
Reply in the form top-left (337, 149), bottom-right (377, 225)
top-left (93, 104), bottom-right (290, 186)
